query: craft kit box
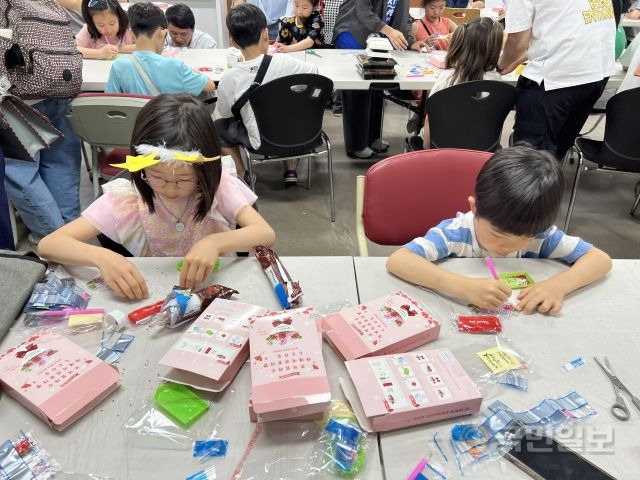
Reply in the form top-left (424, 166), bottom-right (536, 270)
top-left (322, 291), bottom-right (440, 361)
top-left (0, 333), bottom-right (120, 430)
top-left (341, 349), bottom-right (482, 432)
top-left (159, 298), bottom-right (267, 392)
top-left (249, 307), bottom-right (331, 422)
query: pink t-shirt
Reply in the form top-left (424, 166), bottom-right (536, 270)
top-left (82, 171), bottom-right (257, 257)
top-left (416, 17), bottom-right (456, 51)
top-left (75, 24), bottom-right (135, 49)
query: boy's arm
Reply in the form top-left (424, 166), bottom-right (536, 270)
top-left (202, 77), bottom-right (216, 92)
top-left (517, 247), bottom-right (612, 314)
top-left (386, 248), bottom-right (511, 310)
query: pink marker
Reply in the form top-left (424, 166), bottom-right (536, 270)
top-left (407, 458), bottom-right (427, 480)
top-left (484, 256), bottom-right (499, 280)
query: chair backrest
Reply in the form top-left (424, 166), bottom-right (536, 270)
top-left (443, 7), bottom-right (480, 25)
top-left (600, 87), bottom-right (640, 170)
top-left (361, 148), bottom-right (491, 247)
top-left (249, 74), bottom-right (333, 156)
top-left (426, 80), bottom-right (515, 152)
top-left (65, 93), bottom-right (152, 148)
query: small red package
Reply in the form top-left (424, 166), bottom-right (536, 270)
top-left (457, 315), bottom-right (502, 334)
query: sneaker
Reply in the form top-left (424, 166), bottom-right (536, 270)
top-left (406, 114), bottom-right (419, 134)
top-left (242, 170), bottom-right (257, 187)
top-left (283, 170), bottom-right (299, 188)
top-left (347, 147), bottom-right (374, 159)
top-left (370, 139), bottom-right (389, 153)
top-left (332, 103), bottom-right (343, 117)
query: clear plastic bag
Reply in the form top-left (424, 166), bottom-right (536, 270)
top-left (13, 310), bottom-right (104, 341)
top-left (25, 266), bottom-right (91, 312)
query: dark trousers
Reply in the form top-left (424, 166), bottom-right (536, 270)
top-left (341, 90), bottom-right (383, 152)
top-left (513, 76), bottom-right (608, 160)
top-left (0, 151), bottom-right (14, 250)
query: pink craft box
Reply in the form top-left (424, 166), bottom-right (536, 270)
top-left (0, 333), bottom-right (120, 431)
top-left (321, 291), bottom-right (441, 361)
top-left (427, 51), bottom-right (447, 69)
top-left (159, 298), bottom-right (267, 392)
top-left (249, 307), bottom-right (331, 422)
top-left (341, 349), bottom-right (482, 432)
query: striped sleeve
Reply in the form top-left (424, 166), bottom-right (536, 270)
top-left (404, 218), bottom-right (473, 261)
top-left (534, 226), bottom-right (593, 264)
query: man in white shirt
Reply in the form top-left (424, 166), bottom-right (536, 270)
top-left (498, 0), bottom-right (616, 159)
top-left (165, 3), bottom-right (217, 49)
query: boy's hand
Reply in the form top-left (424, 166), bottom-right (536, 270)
top-left (465, 278), bottom-right (511, 310)
top-left (181, 237), bottom-right (220, 289)
top-left (97, 251), bottom-right (149, 300)
top-left (516, 279), bottom-right (565, 314)
top-left (98, 44), bottom-right (119, 59)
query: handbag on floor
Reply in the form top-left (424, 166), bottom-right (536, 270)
top-left (0, 250), bottom-right (48, 341)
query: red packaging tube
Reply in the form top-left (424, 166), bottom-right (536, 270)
top-left (457, 315), bottom-right (502, 334)
top-left (128, 300), bottom-right (164, 325)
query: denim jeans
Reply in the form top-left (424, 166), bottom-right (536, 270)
top-left (4, 98), bottom-right (81, 238)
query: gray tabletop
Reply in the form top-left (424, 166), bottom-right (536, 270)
top-left (0, 256), bottom-right (383, 480)
top-left (354, 257), bottom-right (640, 480)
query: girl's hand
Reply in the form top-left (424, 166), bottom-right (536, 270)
top-left (411, 40), bottom-right (429, 52)
top-left (98, 44), bottom-right (119, 59)
top-left (181, 237), bottom-right (220, 289)
top-left (464, 278), bottom-right (512, 310)
top-left (383, 26), bottom-right (409, 50)
top-left (272, 42), bottom-right (284, 53)
top-left (96, 250), bottom-right (149, 300)
top-left (426, 35), bottom-right (440, 47)
top-left (516, 280), bottom-right (565, 315)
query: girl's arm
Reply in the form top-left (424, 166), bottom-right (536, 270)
top-left (38, 217), bottom-right (149, 299)
top-left (180, 205), bottom-right (276, 288)
top-left (77, 45), bottom-right (119, 59)
top-left (279, 37), bottom-right (314, 52)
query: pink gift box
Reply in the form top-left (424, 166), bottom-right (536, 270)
top-left (428, 51), bottom-right (447, 69)
top-left (0, 333), bottom-right (120, 431)
top-left (321, 291), bottom-right (440, 361)
top-left (340, 349), bottom-right (482, 432)
top-left (159, 298), bottom-right (267, 392)
top-left (249, 307), bottom-right (331, 422)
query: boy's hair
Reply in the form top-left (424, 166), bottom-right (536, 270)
top-left (165, 3), bottom-right (196, 30)
top-left (226, 4), bottom-right (267, 49)
top-left (445, 17), bottom-right (503, 86)
top-left (475, 144), bottom-right (564, 237)
top-left (128, 2), bottom-right (168, 38)
top-left (82, 0), bottom-right (129, 40)
top-left (130, 94), bottom-right (223, 222)
top-left (421, 0), bottom-right (446, 7)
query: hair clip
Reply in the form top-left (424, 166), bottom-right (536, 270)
top-left (110, 144), bottom-right (221, 172)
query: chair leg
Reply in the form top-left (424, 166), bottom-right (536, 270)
top-left (564, 149), bottom-right (584, 232)
top-left (631, 191), bottom-right (640, 216)
top-left (243, 147), bottom-right (256, 191)
top-left (91, 145), bottom-right (100, 200)
top-left (81, 142), bottom-right (91, 174)
top-left (8, 199), bottom-right (18, 249)
top-left (307, 156), bottom-right (311, 190)
top-left (322, 132), bottom-right (335, 222)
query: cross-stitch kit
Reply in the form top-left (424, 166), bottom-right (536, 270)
top-left (322, 291), bottom-right (441, 361)
top-left (249, 307), bottom-right (331, 422)
top-left (340, 349), bottom-right (482, 432)
top-left (0, 333), bottom-right (120, 431)
top-left (159, 298), bottom-right (267, 392)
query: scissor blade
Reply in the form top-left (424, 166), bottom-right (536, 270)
top-left (594, 357), bottom-right (615, 378)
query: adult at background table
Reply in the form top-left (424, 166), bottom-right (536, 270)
top-left (232, 0), bottom-right (292, 40)
top-left (332, 0), bottom-right (427, 158)
top-left (58, 0), bottom-right (84, 35)
top-left (497, 0), bottom-right (615, 160)
top-left (165, 3), bottom-right (218, 49)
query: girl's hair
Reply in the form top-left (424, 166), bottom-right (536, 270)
top-left (130, 94), bottom-right (223, 222)
top-left (82, 0), bottom-right (129, 41)
top-left (421, 0), bottom-right (446, 7)
top-left (445, 17), bottom-right (504, 86)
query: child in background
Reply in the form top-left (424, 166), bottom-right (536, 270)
top-left (415, 0), bottom-right (456, 51)
top-left (422, 17), bottom-right (502, 148)
top-left (76, 0), bottom-right (135, 59)
top-left (106, 2), bottom-right (215, 95)
top-left (165, 3), bottom-right (218, 49)
top-left (386, 144), bottom-right (612, 314)
top-left (38, 94), bottom-right (275, 299)
top-left (215, 4), bottom-right (318, 187)
top-left (274, 0), bottom-right (325, 52)
top-left (628, 0), bottom-right (640, 19)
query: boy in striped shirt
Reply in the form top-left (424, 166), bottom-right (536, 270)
top-left (387, 145), bottom-right (611, 315)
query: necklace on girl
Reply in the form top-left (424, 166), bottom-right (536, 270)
top-left (156, 195), bottom-right (191, 232)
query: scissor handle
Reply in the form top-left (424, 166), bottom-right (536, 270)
top-left (611, 398), bottom-right (631, 421)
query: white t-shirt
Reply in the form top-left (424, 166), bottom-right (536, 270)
top-left (166, 29), bottom-right (217, 49)
top-left (216, 54), bottom-right (318, 149)
top-left (504, 0), bottom-right (615, 90)
top-left (430, 69), bottom-right (503, 96)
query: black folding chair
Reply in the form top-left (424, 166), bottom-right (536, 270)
top-left (564, 87), bottom-right (640, 231)
top-left (242, 74), bottom-right (335, 222)
top-left (408, 80), bottom-right (516, 152)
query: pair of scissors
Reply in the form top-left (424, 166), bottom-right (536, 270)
top-left (594, 356), bottom-right (640, 421)
top-left (306, 49), bottom-right (323, 58)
